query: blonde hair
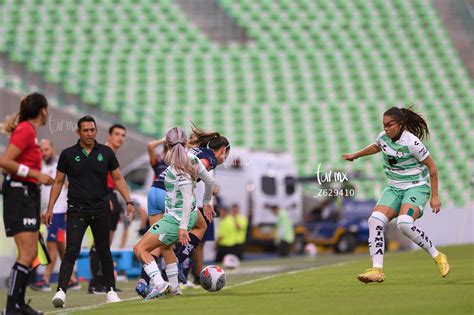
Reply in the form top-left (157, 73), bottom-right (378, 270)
top-left (164, 127), bottom-right (197, 180)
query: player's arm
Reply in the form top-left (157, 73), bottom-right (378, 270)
top-left (111, 168), bottom-right (135, 218)
top-left (44, 170), bottom-right (66, 225)
top-left (147, 137), bottom-right (166, 166)
top-left (422, 156), bottom-right (441, 213)
top-left (197, 158), bottom-right (215, 221)
top-left (342, 143), bottom-right (381, 161)
top-left (0, 144), bottom-right (53, 184)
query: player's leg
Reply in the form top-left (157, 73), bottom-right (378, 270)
top-left (397, 185), bottom-right (449, 277)
top-left (358, 187), bottom-right (399, 283)
top-left (133, 226), bottom-right (170, 299)
top-left (136, 187), bottom-right (166, 297)
top-left (175, 209), bottom-right (207, 283)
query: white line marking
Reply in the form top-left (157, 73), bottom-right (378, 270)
top-left (47, 260), bottom-right (355, 314)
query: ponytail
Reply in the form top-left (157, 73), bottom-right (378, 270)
top-left (164, 127), bottom-right (197, 180)
top-left (1, 92), bottom-right (48, 134)
top-left (384, 105), bottom-right (429, 140)
top-left (189, 122), bottom-right (230, 152)
top-left (1, 113), bottom-right (20, 134)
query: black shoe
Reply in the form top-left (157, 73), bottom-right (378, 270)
top-left (88, 283), bottom-right (107, 295)
top-left (2, 308), bottom-right (23, 315)
top-left (18, 301), bottom-right (44, 315)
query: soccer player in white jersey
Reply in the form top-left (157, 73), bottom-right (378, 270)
top-left (133, 127), bottom-right (215, 299)
top-left (342, 106), bottom-right (449, 283)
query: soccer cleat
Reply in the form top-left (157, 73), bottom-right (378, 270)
top-left (51, 289), bottom-right (66, 308)
top-left (29, 280), bottom-right (52, 292)
top-left (144, 282), bottom-right (170, 300)
top-left (168, 287), bottom-right (183, 296)
top-left (357, 268), bottom-right (385, 283)
top-left (106, 288), bottom-right (121, 303)
top-left (434, 252), bottom-right (450, 278)
top-left (135, 279), bottom-right (149, 299)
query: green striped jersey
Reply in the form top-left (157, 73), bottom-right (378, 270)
top-left (375, 130), bottom-right (430, 189)
top-left (163, 152), bottom-right (205, 221)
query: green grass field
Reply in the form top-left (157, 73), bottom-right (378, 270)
top-left (1, 245), bottom-right (473, 314)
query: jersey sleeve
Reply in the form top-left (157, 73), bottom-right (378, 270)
top-left (57, 150), bottom-right (68, 173)
top-left (9, 123), bottom-right (33, 151)
top-left (375, 131), bottom-right (384, 148)
top-left (188, 153), bottom-right (206, 173)
top-left (407, 136), bottom-right (430, 162)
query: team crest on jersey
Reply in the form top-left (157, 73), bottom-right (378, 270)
top-left (97, 153), bottom-right (104, 162)
top-left (396, 149), bottom-right (404, 158)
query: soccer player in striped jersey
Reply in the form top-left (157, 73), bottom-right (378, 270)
top-left (133, 127), bottom-right (215, 299)
top-left (343, 106), bottom-right (449, 283)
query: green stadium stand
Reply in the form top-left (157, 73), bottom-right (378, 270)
top-left (0, 0), bottom-right (472, 204)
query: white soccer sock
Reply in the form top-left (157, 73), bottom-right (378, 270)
top-left (368, 212), bottom-right (389, 269)
top-left (143, 261), bottom-right (165, 286)
top-left (397, 215), bottom-right (439, 258)
top-left (166, 263), bottom-right (179, 289)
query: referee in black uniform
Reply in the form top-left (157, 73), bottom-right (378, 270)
top-left (45, 116), bottom-right (135, 307)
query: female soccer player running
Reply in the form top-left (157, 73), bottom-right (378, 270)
top-left (342, 106), bottom-right (449, 283)
top-left (133, 127), bottom-right (215, 299)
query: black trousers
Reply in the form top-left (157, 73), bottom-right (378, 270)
top-left (57, 208), bottom-right (115, 292)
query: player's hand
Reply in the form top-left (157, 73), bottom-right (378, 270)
top-left (178, 228), bottom-right (190, 246)
top-left (203, 204), bottom-right (215, 222)
top-left (37, 173), bottom-right (54, 185)
top-left (342, 153), bottom-right (357, 161)
top-left (430, 195), bottom-right (441, 214)
top-left (43, 209), bottom-right (53, 226)
top-left (126, 204), bottom-right (135, 219)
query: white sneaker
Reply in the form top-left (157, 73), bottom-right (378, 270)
top-left (51, 289), bottom-right (66, 308)
top-left (106, 288), bottom-right (121, 303)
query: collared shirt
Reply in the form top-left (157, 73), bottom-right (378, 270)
top-left (57, 140), bottom-right (119, 211)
